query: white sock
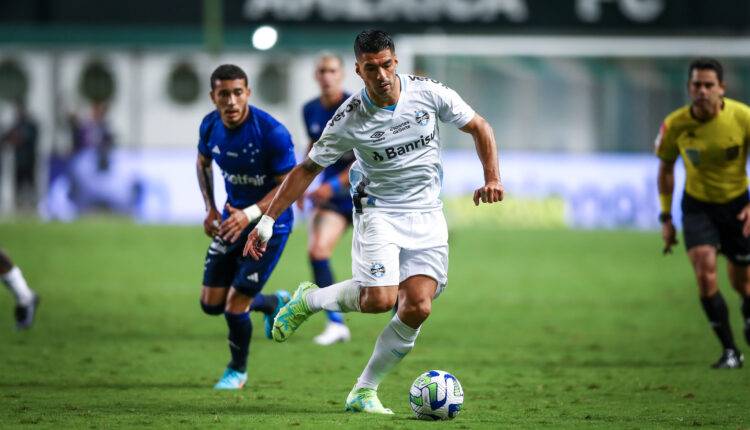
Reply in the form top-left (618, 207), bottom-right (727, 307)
top-left (305, 279), bottom-right (361, 312)
top-left (2, 266), bottom-right (33, 306)
top-left (355, 314), bottom-right (420, 390)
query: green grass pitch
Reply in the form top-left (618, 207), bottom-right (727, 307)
top-left (0, 219), bottom-right (749, 428)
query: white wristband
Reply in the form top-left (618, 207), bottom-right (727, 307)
top-left (256, 214), bottom-right (276, 243)
top-left (242, 204), bottom-right (262, 223)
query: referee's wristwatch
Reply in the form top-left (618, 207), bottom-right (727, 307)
top-left (658, 212), bottom-right (672, 223)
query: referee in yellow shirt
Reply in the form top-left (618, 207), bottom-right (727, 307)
top-left (656, 58), bottom-right (750, 369)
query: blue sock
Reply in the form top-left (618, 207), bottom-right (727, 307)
top-left (311, 258), bottom-right (345, 324)
top-left (224, 312), bottom-right (252, 373)
top-left (249, 293), bottom-right (277, 314)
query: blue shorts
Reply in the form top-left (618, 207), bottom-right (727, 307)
top-left (318, 197), bottom-right (353, 224)
top-left (202, 227), bottom-right (289, 297)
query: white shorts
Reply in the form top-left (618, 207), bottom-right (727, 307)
top-left (351, 210), bottom-right (449, 297)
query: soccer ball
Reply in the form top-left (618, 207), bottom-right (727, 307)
top-left (408, 370), bottom-right (464, 420)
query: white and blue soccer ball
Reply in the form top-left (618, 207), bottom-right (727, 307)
top-left (409, 370), bottom-right (464, 420)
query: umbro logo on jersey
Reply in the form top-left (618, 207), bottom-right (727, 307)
top-left (212, 146), bottom-right (221, 155)
top-left (415, 110), bottom-right (430, 126)
top-left (371, 131), bottom-right (385, 139)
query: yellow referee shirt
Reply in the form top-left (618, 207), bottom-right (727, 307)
top-left (656, 98), bottom-right (750, 203)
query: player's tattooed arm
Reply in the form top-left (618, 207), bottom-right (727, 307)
top-left (197, 153), bottom-right (220, 237)
top-left (197, 154), bottom-right (217, 211)
top-left (460, 114), bottom-right (504, 206)
top-left (301, 156), bottom-right (325, 174)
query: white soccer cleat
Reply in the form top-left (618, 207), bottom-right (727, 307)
top-left (314, 322), bottom-right (351, 346)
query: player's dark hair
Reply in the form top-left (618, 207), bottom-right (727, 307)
top-left (210, 64), bottom-right (248, 90)
top-left (688, 58), bottom-right (724, 83)
top-left (354, 29), bottom-right (395, 58)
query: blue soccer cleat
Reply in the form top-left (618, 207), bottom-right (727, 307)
top-left (265, 290), bottom-right (291, 340)
top-left (214, 367), bottom-right (248, 390)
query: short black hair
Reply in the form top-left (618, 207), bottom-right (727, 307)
top-left (688, 57), bottom-right (723, 83)
top-left (354, 29), bottom-right (395, 58)
top-left (210, 64), bottom-right (248, 90)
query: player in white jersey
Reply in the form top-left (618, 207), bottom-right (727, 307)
top-left (244, 29), bottom-right (503, 414)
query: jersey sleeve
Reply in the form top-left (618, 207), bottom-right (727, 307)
top-left (739, 103), bottom-right (750, 141)
top-left (308, 122), bottom-right (353, 168)
top-left (197, 116), bottom-right (212, 158)
top-left (654, 120), bottom-right (679, 162)
top-left (433, 84), bottom-right (475, 128)
top-left (302, 103), bottom-right (314, 141)
top-left (265, 124), bottom-right (297, 175)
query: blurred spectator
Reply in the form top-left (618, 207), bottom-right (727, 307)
top-left (70, 101), bottom-right (113, 173)
top-left (63, 102), bottom-right (136, 215)
top-left (1, 99), bottom-right (38, 208)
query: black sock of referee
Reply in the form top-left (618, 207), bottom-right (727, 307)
top-left (700, 292), bottom-right (738, 352)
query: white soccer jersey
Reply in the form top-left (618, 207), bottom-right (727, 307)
top-left (308, 74), bottom-right (475, 212)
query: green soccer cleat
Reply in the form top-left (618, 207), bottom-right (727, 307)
top-left (272, 281), bottom-right (318, 343)
top-left (344, 387), bottom-right (394, 415)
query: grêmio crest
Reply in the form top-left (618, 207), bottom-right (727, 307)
top-left (415, 110), bottom-right (430, 126)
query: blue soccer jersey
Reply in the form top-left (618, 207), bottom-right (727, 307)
top-left (198, 105), bottom-right (296, 234)
top-left (303, 95), bottom-right (354, 214)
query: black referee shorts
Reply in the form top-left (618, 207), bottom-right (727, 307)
top-left (682, 191), bottom-right (750, 265)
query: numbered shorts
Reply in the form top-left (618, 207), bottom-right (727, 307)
top-left (203, 228), bottom-right (289, 296)
top-left (352, 210), bottom-right (448, 298)
top-left (682, 191), bottom-right (750, 265)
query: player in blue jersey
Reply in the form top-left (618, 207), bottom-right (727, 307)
top-left (196, 64), bottom-right (295, 389)
top-left (299, 54), bottom-right (354, 345)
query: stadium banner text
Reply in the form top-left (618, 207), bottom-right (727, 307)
top-left (42, 149), bottom-right (687, 230)
top-left (4, 0), bottom-right (749, 33)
